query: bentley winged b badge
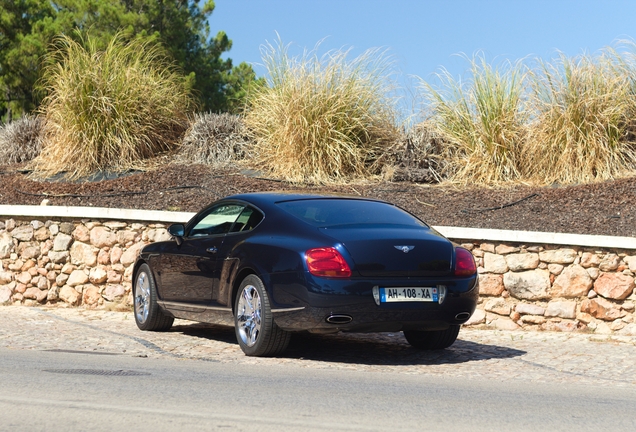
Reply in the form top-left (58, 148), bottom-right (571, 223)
top-left (394, 245), bottom-right (415, 253)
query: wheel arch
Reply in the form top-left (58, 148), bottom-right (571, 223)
top-left (231, 267), bottom-right (259, 313)
top-left (131, 258), bottom-right (147, 295)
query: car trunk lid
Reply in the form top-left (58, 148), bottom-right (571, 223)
top-left (320, 225), bottom-right (453, 277)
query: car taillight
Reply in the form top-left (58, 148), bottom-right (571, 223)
top-left (305, 247), bottom-right (352, 278)
top-left (454, 247), bottom-right (477, 277)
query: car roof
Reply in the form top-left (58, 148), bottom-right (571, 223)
top-left (225, 191), bottom-right (387, 208)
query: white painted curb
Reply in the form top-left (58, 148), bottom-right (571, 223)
top-left (1, 205), bottom-right (635, 250)
top-left (435, 226), bottom-right (636, 250)
top-left (0, 205), bottom-right (195, 224)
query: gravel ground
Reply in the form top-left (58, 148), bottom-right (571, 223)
top-left (1, 306), bottom-right (635, 387)
top-left (1, 162), bottom-right (635, 237)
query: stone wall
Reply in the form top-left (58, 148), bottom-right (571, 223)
top-left (1, 216), bottom-right (636, 336)
top-left (0, 218), bottom-right (171, 309)
top-left (461, 242), bottom-right (636, 336)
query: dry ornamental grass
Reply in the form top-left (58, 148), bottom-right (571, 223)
top-left (525, 51), bottom-right (636, 184)
top-left (32, 32), bottom-right (194, 179)
top-left (421, 46), bottom-right (636, 186)
top-left (421, 56), bottom-right (527, 185)
top-left (244, 41), bottom-right (402, 183)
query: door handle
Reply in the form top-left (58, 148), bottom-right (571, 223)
top-left (206, 247), bottom-right (218, 254)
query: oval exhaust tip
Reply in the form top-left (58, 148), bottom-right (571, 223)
top-left (325, 314), bottom-right (353, 324)
top-left (455, 312), bottom-right (471, 321)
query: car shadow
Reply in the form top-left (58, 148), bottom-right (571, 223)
top-left (170, 323), bottom-right (238, 345)
top-left (282, 332), bottom-right (525, 366)
top-left (169, 323), bottom-right (526, 366)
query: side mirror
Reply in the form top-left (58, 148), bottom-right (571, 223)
top-left (168, 223), bottom-right (185, 246)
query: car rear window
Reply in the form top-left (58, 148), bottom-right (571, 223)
top-left (276, 199), bottom-right (427, 228)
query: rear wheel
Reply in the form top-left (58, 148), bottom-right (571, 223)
top-left (403, 325), bottom-right (460, 350)
top-left (234, 275), bottom-right (290, 357)
top-left (134, 263), bottom-right (174, 331)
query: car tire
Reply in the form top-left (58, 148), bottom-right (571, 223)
top-left (133, 263), bottom-right (174, 331)
top-left (403, 325), bottom-right (460, 350)
top-left (234, 275), bottom-right (290, 357)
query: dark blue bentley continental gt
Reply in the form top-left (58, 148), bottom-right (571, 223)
top-left (133, 193), bottom-right (478, 356)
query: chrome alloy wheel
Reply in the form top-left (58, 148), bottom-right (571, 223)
top-left (236, 284), bottom-right (262, 347)
top-left (135, 271), bottom-right (151, 325)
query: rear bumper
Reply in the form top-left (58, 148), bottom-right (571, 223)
top-left (270, 273), bottom-right (479, 333)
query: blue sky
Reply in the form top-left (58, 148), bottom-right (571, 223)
top-left (210, 0), bottom-right (636, 112)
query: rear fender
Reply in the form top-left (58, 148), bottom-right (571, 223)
top-left (224, 242), bottom-right (306, 311)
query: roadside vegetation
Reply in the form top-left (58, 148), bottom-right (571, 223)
top-left (3, 7), bottom-right (636, 187)
top-left (0, 115), bottom-right (42, 164)
top-left (30, 33), bottom-right (194, 179)
top-left (0, 0), bottom-right (259, 121)
top-left (422, 56), bottom-right (527, 184)
top-left (421, 47), bottom-right (636, 185)
top-left (243, 42), bottom-right (401, 183)
top-left (524, 50), bottom-right (636, 184)
top-left (177, 113), bottom-right (250, 167)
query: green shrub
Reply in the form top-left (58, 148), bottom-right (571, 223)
top-left (244, 41), bottom-right (401, 183)
top-left (177, 113), bottom-right (250, 166)
top-left (422, 56), bottom-right (527, 184)
top-left (33, 32), bottom-right (194, 179)
top-left (0, 115), bottom-right (43, 164)
top-left (525, 52), bottom-right (636, 184)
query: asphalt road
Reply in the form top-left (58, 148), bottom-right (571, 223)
top-left (1, 347), bottom-right (635, 432)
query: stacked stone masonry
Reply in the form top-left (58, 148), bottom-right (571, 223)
top-left (463, 242), bottom-right (636, 336)
top-left (0, 218), bottom-right (171, 309)
top-left (1, 217), bottom-right (636, 336)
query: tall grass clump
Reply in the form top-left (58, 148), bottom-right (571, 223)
top-left (177, 113), bottom-right (250, 166)
top-left (244, 41), bottom-right (401, 183)
top-left (33, 32), bottom-right (194, 179)
top-left (0, 115), bottom-right (43, 164)
top-left (422, 56), bottom-right (528, 184)
top-left (525, 52), bottom-right (636, 184)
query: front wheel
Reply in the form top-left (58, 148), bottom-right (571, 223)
top-left (403, 325), bottom-right (460, 350)
top-left (234, 275), bottom-right (290, 357)
top-left (134, 263), bottom-right (174, 331)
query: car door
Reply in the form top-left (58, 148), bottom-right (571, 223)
top-left (214, 206), bottom-right (265, 306)
top-left (158, 203), bottom-right (245, 304)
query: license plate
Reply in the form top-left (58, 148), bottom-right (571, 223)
top-left (380, 287), bottom-right (438, 303)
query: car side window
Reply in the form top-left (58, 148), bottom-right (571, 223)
top-left (229, 206), bottom-right (264, 233)
top-left (189, 204), bottom-right (244, 237)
